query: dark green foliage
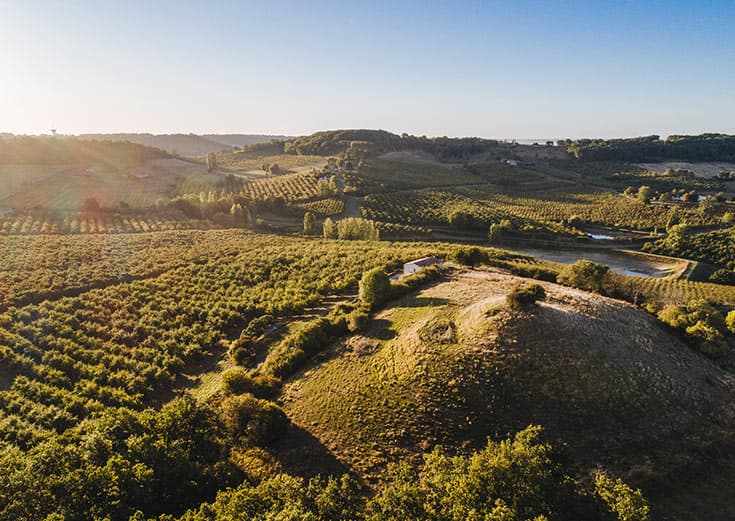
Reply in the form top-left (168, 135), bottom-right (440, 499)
top-left (637, 185), bottom-right (651, 204)
top-left (221, 367), bottom-right (252, 394)
top-left (448, 208), bottom-right (484, 231)
top-left (558, 260), bottom-right (610, 294)
top-left (451, 246), bottom-right (490, 266)
top-left (242, 314), bottom-right (274, 338)
top-left (368, 426), bottom-right (592, 521)
top-left (281, 129), bottom-right (499, 159)
top-left (231, 344), bottom-right (256, 366)
top-left (561, 134), bottom-right (735, 162)
top-left (346, 306), bottom-right (371, 333)
top-left (261, 265), bottom-right (443, 380)
top-left (0, 397), bottom-right (239, 521)
top-left (303, 211), bottom-right (316, 234)
top-left (219, 393), bottom-right (289, 445)
top-left (505, 264), bottom-right (558, 283)
top-left (261, 317), bottom-right (333, 378)
top-left (222, 368), bottom-right (280, 398)
top-left (389, 265), bottom-right (442, 298)
top-left (506, 284), bottom-right (546, 311)
top-left (177, 473), bottom-right (363, 521)
top-left (174, 426), bottom-right (647, 521)
top-left (359, 267), bottom-right (391, 307)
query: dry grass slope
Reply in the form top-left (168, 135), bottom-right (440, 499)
top-left (282, 268), bottom-right (735, 518)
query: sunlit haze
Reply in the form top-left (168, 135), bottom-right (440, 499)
top-left (2, 0), bottom-right (734, 138)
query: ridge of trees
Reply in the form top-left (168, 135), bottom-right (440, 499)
top-left (559, 134), bottom-right (735, 162)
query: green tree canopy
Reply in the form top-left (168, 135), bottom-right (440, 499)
top-left (359, 267), bottom-right (391, 307)
top-left (558, 260), bottom-right (610, 294)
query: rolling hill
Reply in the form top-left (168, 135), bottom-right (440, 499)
top-left (78, 133), bottom-right (291, 156)
top-left (282, 267), bottom-right (735, 519)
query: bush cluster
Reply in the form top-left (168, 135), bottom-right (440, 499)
top-left (657, 300), bottom-right (733, 357)
top-left (506, 283), bottom-right (546, 311)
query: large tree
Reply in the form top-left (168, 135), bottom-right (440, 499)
top-left (359, 267), bottom-right (391, 307)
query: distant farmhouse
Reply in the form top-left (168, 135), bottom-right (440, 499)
top-left (403, 256), bottom-right (442, 276)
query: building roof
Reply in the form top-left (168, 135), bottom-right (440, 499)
top-left (405, 256), bottom-right (441, 267)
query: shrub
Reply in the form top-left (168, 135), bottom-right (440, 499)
top-left (262, 318), bottom-right (332, 377)
top-left (506, 284), bottom-right (546, 311)
top-left (231, 345), bottom-right (256, 366)
top-left (303, 212), bottom-right (316, 234)
top-left (219, 393), bottom-right (289, 445)
top-left (657, 300), bottom-right (731, 357)
top-left (346, 306), bottom-right (371, 332)
top-left (451, 246), bottom-right (489, 266)
top-left (222, 367), bottom-right (252, 394)
top-left (448, 208), bottom-right (482, 230)
top-left (558, 260), bottom-right (610, 294)
top-left (359, 267), bottom-right (391, 307)
top-left (242, 314), bottom-right (274, 338)
top-left (727, 310), bottom-right (735, 334)
top-left (367, 425), bottom-right (635, 521)
top-left (595, 472), bottom-right (650, 521)
top-left (390, 265), bottom-right (442, 298)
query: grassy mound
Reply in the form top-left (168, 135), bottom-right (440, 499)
top-left (282, 269), bottom-right (735, 494)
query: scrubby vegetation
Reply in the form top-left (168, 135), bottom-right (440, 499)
top-left (558, 260), bottom-right (610, 294)
top-left (175, 425), bottom-right (647, 521)
top-left (506, 283), bottom-right (546, 311)
top-left (655, 300), bottom-right (733, 357)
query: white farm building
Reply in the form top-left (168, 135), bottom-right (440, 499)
top-left (403, 256), bottom-right (443, 276)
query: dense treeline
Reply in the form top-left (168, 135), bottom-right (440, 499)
top-left (0, 395), bottom-right (282, 520)
top-left (270, 129), bottom-right (500, 159)
top-left (0, 136), bottom-right (169, 165)
top-left (560, 134), bottom-right (735, 162)
top-left (0, 406), bottom-right (648, 521)
top-left (175, 426), bottom-right (648, 521)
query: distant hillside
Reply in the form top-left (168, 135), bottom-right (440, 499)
top-left (202, 134), bottom-right (291, 148)
top-left (233, 129), bottom-right (566, 162)
top-left (77, 133), bottom-right (291, 156)
top-left (278, 129), bottom-right (505, 159)
top-left (0, 136), bottom-right (168, 165)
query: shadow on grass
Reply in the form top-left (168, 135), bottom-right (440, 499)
top-left (272, 422), bottom-right (351, 479)
top-left (364, 318), bottom-right (396, 341)
top-left (393, 296), bottom-right (451, 308)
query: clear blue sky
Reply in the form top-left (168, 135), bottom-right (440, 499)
top-left (1, 0), bottom-right (733, 139)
